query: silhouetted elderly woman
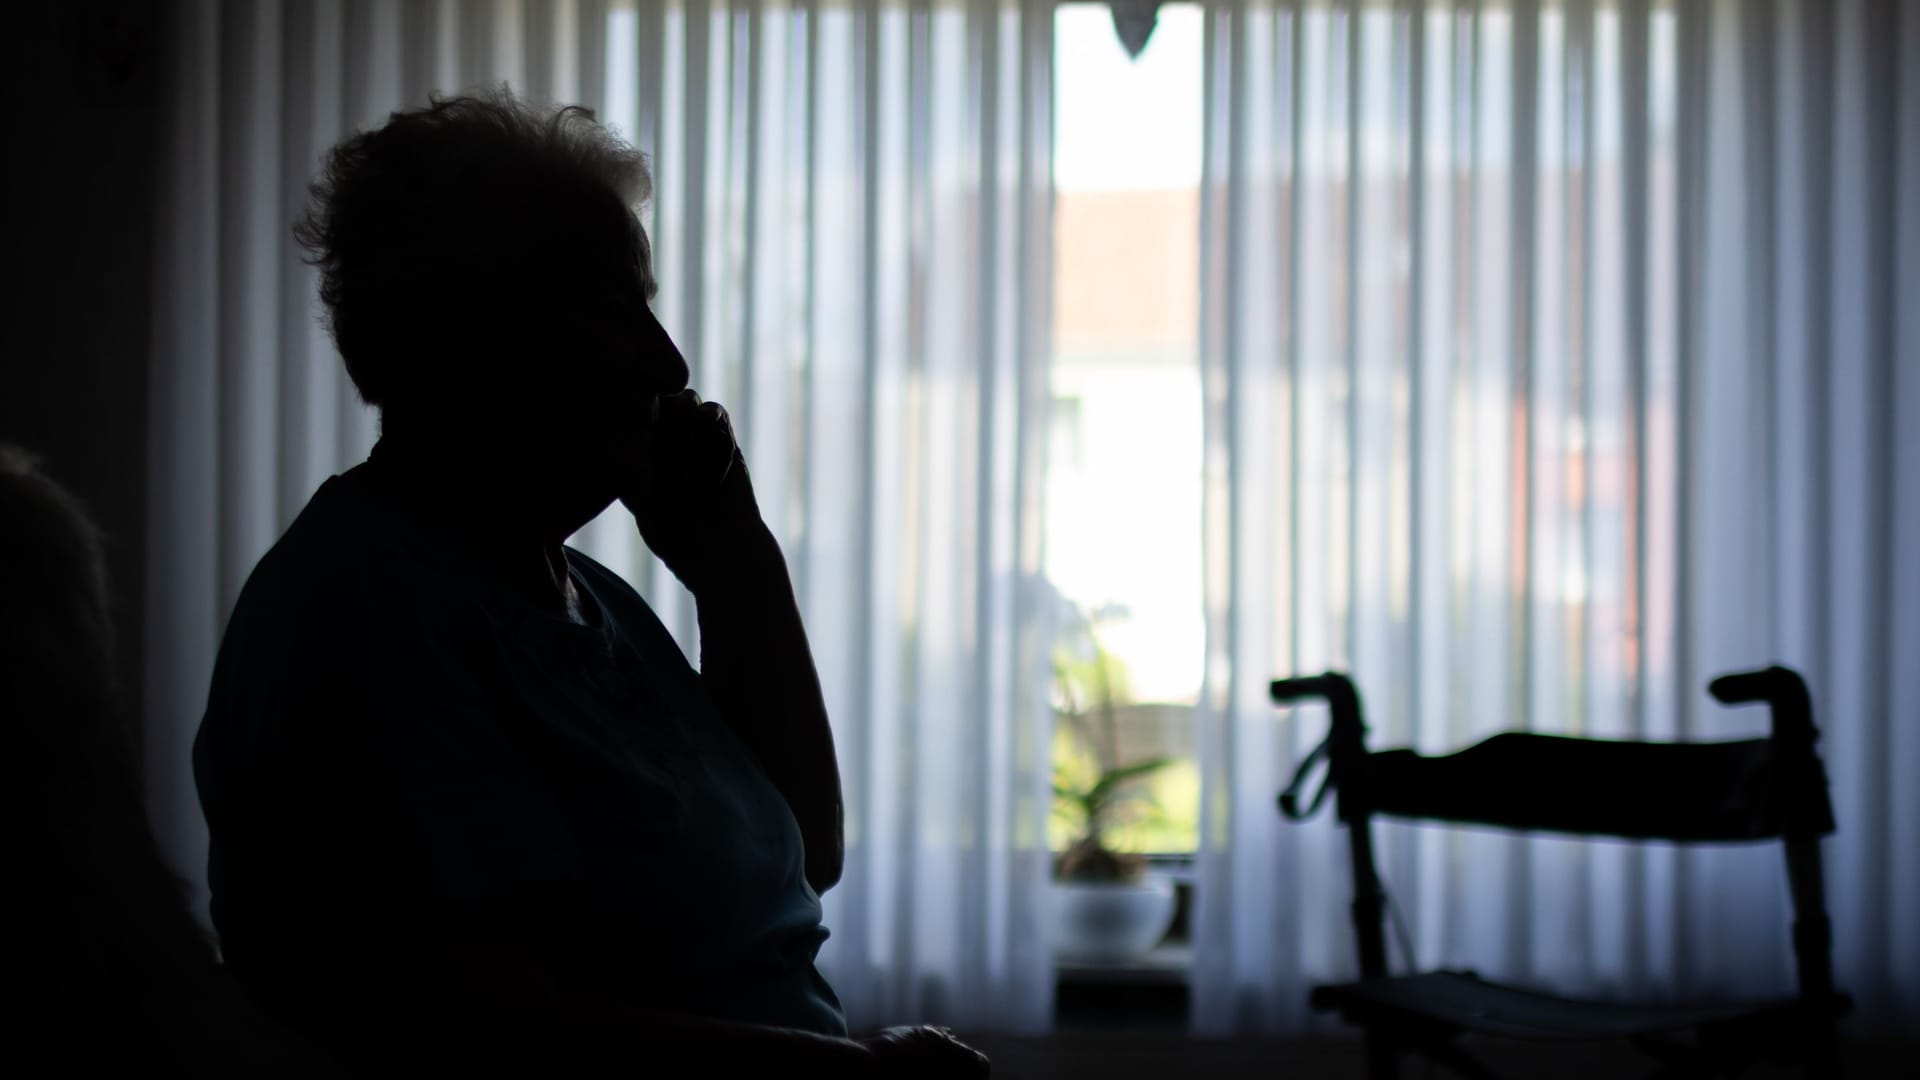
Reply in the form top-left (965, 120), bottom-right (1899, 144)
top-left (1, 447), bottom-right (339, 1076)
top-left (193, 91), bottom-right (987, 1078)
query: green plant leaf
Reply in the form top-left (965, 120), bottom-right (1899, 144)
top-left (1085, 755), bottom-right (1175, 805)
top-left (1106, 755), bottom-right (1176, 783)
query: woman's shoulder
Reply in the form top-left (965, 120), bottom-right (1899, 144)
top-left (229, 469), bottom-right (419, 633)
top-left (200, 469), bottom-right (517, 764)
top-left (215, 466), bottom-right (501, 699)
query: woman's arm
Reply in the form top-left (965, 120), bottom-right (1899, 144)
top-left (692, 519), bottom-right (846, 894)
top-left (622, 390), bottom-right (845, 894)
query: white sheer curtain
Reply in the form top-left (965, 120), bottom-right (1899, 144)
top-left (1192, 0), bottom-right (1919, 1035)
top-left (147, 0), bottom-right (1057, 1032)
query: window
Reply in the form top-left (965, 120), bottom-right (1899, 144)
top-left (1046, 3), bottom-right (1203, 856)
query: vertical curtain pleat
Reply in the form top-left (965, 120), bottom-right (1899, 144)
top-left (1008, 0), bottom-right (1055, 1029)
top-left (576, 0), bottom-right (607, 113)
top-left (1196, 0), bottom-right (1919, 1035)
top-left (150, 0), bottom-right (1055, 1034)
top-left (1889, 0), bottom-right (1920, 1008)
top-left (277, 1), bottom-right (329, 522)
top-left (216, 1), bottom-right (282, 618)
top-left (1823, 0), bottom-right (1902, 1024)
top-left (1409, 0), bottom-right (1448, 979)
top-left (146, 0), bottom-right (223, 921)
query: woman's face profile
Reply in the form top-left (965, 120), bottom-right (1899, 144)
top-left (514, 229), bottom-right (689, 531)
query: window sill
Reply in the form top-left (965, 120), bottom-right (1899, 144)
top-left (1055, 942), bottom-right (1193, 987)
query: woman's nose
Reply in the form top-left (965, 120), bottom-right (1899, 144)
top-left (641, 311), bottom-right (690, 394)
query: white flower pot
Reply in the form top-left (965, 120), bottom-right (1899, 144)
top-left (1050, 876), bottom-right (1177, 963)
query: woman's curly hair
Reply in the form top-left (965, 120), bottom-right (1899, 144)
top-left (293, 87), bottom-right (652, 411)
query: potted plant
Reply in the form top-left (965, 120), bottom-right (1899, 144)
top-left (1050, 628), bottom-right (1178, 963)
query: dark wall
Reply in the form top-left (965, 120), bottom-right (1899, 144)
top-left (1, 3), bottom-right (163, 722)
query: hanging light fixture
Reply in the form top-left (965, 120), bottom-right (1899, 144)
top-left (1108, 0), bottom-right (1162, 60)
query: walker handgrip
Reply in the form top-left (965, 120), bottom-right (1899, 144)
top-left (1709, 665), bottom-right (1795, 706)
top-left (1709, 665), bottom-right (1815, 741)
top-left (1271, 671), bottom-right (1366, 743)
top-left (1270, 673), bottom-right (1355, 706)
